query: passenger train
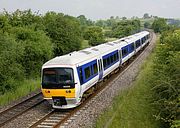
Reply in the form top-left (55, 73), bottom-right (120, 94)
top-left (41, 31), bottom-right (151, 109)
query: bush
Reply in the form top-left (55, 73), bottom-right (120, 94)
top-left (84, 26), bottom-right (105, 46)
top-left (44, 12), bottom-right (82, 56)
top-left (0, 32), bottom-right (24, 94)
top-left (10, 27), bottom-right (53, 77)
top-left (151, 29), bottom-right (180, 127)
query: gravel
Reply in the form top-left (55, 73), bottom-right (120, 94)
top-left (61, 32), bottom-right (157, 128)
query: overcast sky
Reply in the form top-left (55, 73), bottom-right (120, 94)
top-left (0, 0), bottom-right (180, 20)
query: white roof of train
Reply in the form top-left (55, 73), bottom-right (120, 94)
top-left (43, 31), bottom-right (149, 67)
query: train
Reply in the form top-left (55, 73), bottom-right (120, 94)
top-left (41, 31), bottom-right (151, 109)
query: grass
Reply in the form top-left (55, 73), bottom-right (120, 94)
top-left (0, 78), bottom-right (40, 106)
top-left (95, 50), bottom-right (161, 128)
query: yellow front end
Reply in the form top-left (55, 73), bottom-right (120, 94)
top-left (41, 88), bottom-right (79, 109)
top-left (42, 88), bottom-right (75, 98)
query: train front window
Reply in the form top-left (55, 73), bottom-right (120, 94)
top-left (42, 68), bottom-right (74, 89)
top-left (43, 70), bottom-right (57, 84)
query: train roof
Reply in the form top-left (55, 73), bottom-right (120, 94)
top-left (43, 31), bottom-right (149, 67)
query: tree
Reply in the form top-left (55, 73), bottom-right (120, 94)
top-left (144, 22), bottom-right (151, 28)
top-left (111, 20), bottom-right (140, 38)
top-left (143, 13), bottom-right (150, 19)
top-left (84, 26), bottom-right (105, 46)
top-left (10, 27), bottom-right (53, 77)
top-left (152, 18), bottom-right (169, 33)
top-left (151, 29), bottom-right (180, 127)
top-left (4, 9), bottom-right (44, 31)
top-left (122, 17), bottom-right (127, 20)
top-left (77, 15), bottom-right (93, 26)
top-left (0, 32), bottom-right (24, 94)
top-left (44, 12), bottom-right (82, 56)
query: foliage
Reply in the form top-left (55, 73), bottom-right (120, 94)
top-left (10, 27), bottom-right (53, 76)
top-left (77, 15), bottom-right (93, 26)
top-left (0, 10), bottom-right (53, 95)
top-left (143, 13), bottom-right (150, 19)
top-left (144, 22), bottom-right (151, 28)
top-left (152, 18), bottom-right (169, 33)
top-left (44, 12), bottom-right (82, 56)
top-left (84, 26), bottom-right (105, 46)
top-left (151, 29), bottom-right (180, 127)
top-left (0, 32), bottom-right (24, 94)
top-left (111, 19), bottom-right (140, 38)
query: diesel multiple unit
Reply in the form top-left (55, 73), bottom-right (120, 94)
top-left (41, 31), bottom-right (150, 109)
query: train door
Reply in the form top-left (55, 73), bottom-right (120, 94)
top-left (118, 50), bottom-right (122, 66)
top-left (77, 67), bottom-right (83, 97)
top-left (98, 59), bottom-right (103, 81)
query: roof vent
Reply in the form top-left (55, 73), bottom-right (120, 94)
top-left (80, 50), bottom-right (91, 54)
top-left (113, 41), bottom-right (119, 44)
top-left (91, 48), bottom-right (99, 51)
top-left (105, 42), bottom-right (114, 46)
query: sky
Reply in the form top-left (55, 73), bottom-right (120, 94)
top-left (0, 0), bottom-right (180, 20)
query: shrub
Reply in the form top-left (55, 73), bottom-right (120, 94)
top-left (0, 32), bottom-right (24, 94)
top-left (151, 29), bottom-right (180, 127)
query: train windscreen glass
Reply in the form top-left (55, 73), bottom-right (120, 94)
top-left (42, 68), bottom-right (74, 89)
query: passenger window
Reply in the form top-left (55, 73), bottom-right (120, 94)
top-left (84, 67), bottom-right (91, 79)
top-left (122, 48), bottom-right (128, 57)
top-left (103, 59), bottom-right (106, 68)
top-left (131, 43), bottom-right (134, 51)
top-left (110, 55), bottom-right (113, 63)
top-left (93, 63), bottom-right (98, 74)
top-left (116, 52), bottom-right (119, 60)
top-left (136, 40), bottom-right (140, 48)
top-left (107, 57), bottom-right (110, 65)
top-left (114, 54), bottom-right (116, 61)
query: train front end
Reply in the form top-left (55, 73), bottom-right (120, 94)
top-left (41, 65), bottom-right (80, 109)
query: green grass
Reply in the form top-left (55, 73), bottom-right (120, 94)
top-left (95, 51), bottom-right (161, 128)
top-left (0, 78), bottom-right (40, 106)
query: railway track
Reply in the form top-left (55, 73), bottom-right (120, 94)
top-left (0, 92), bottom-right (44, 127)
top-left (29, 31), bottom-right (154, 128)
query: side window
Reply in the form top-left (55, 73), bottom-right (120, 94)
top-left (114, 52), bottom-right (119, 61)
top-left (91, 65), bottom-right (93, 75)
top-left (93, 63), bottom-right (98, 74)
top-left (110, 55), bottom-right (113, 63)
top-left (114, 54), bottom-right (116, 61)
top-left (122, 47), bottom-right (128, 57)
top-left (136, 40), bottom-right (140, 48)
top-left (103, 58), bottom-right (106, 68)
top-left (107, 57), bottom-right (110, 65)
top-left (130, 43), bottom-right (134, 52)
top-left (84, 67), bottom-right (91, 79)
